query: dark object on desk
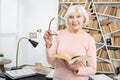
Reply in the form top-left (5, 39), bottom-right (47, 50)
top-left (0, 59), bottom-right (12, 72)
top-left (5, 73), bottom-right (52, 80)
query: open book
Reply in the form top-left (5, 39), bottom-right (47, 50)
top-left (50, 54), bottom-right (91, 64)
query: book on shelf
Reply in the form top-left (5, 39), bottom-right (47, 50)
top-left (50, 54), bottom-right (91, 64)
top-left (101, 25), bottom-right (111, 34)
top-left (85, 1), bottom-right (92, 10)
top-left (89, 30), bottom-right (102, 42)
top-left (97, 5), bottom-right (106, 14)
top-left (111, 32), bottom-right (120, 46)
top-left (4, 69), bottom-right (36, 79)
top-left (116, 7), bottom-right (120, 17)
top-left (100, 17), bottom-right (109, 26)
top-left (97, 62), bottom-right (113, 72)
top-left (98, 48), bottom-right (107, 59)
top-left (109, 21), bottom-right (118, 32)
top-left (108, 49), bottom-right (120, 59)
top-left (105, 6), bottom-right (119, 17)
top-left (58, 4), bottom-right (69, 17)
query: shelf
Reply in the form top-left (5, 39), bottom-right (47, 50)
top-left (94, 2), bottom-right (120, 4)
top-left (107, 45), bottom-right (120, 48)
top-left (111, 59), bottom-right (120, 61)
top-left (97, 13), bottom-right (120, 20)
top-left (97, 57), bottom-right (111, 63)
top-left (97, 71), bottom-right (114, 74)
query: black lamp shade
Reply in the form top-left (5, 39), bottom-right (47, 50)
top-left (28, 39), bottom-right (38, 47)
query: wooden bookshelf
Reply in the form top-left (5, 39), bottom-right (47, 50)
top-left (58, 0), bottom-right (120, 75)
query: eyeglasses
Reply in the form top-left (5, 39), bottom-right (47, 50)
top-left (48, 17), bottom-right (58, 36)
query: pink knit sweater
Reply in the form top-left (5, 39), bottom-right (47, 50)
top-left (46, 29), bottom-right (96, 80)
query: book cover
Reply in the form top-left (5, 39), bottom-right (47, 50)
top-left (50, 54), bottom-right (91, 64)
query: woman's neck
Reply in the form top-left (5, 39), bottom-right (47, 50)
top-left (68, 28), bottom-right (85, 34)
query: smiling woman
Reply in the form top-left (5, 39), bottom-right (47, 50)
top-left (43, 5), bottom-right (96, 80)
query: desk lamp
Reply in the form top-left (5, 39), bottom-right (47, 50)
top-left (12, 37), bottom-right (38, 70)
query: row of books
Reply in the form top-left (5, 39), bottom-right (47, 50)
top-left (89, 31), bottom-right (102, 43)
top-left (93, 0), bottom-right (120, 2)
top-left (59, 0), bottom-right (86, 2)
top-left (58, 1), bottom-right (93, 18)
top-left (81, 29), bottom-right (102, 43)
top-left (58, 4), bottom-right (70, 17)
top-left (97, 5), bottom-right (120, 17)
top-left (108, 49), bottom-right (120, 59)
top-left (111, 37), bottom-right (120, 46)
top-left (86, 15), bottom-right (99, 29)
top-left (100, 18), bottom-right (120, 34)
top-left (84, 29), bottom-right (102, 43)
top-left (85, 1), bottom-right (94, 13)
top-left (106, 32), bottom-right (120, 46)
top-left (111, 32), bottom-right (120, 46)
top-left (97, 62), bottom-right (113, 72)
top-left (98, 48), bottom-right (108, 59)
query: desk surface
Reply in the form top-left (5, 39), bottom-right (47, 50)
top-left (5, 74), bottom-right (52, 80)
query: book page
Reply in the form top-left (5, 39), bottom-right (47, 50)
top-left (50, 54), bottom-right (91, 64)
top-left (50, 54), bottom-right (71, 62)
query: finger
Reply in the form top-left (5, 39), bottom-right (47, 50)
top-left (44, 31), bottom-right (52, 38)
top-left (45, 30), bottom-right (51, 34)
top-left (79, 61), bottom-right (86, 67)
top-left (86, 61), bottom-right (90, 66)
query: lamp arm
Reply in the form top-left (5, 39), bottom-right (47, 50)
top-left (16, 37), bottom-right (29, 68)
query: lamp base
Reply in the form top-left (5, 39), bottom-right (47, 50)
top-left (11, 64), bottom-right (32, 70)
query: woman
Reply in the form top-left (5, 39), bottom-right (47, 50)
top-left (43, 5), bottom-right (96, 80)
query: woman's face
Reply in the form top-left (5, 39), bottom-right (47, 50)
top-left (68, 11), bottom-right (85, 31)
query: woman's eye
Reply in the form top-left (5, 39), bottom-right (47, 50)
top-left (69, 16), bottom-right (74, 18)
top-left (77, 16), bottom-right (81, 18)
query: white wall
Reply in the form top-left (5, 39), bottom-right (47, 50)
top-left (0, 0), bottom-right (58, 68)
top-left (0, 0), bottom-right (18, 68)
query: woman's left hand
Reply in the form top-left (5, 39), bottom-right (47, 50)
top-left (64, 60), bottom-right (79, 71)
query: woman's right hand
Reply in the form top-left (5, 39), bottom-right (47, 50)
top-left (43, 30), bottom-right (53, 48)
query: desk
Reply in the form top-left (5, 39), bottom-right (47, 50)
top-left (5, 74), bottom-right (52, 80)
top-left (0, 59), bottom-right (12, 72)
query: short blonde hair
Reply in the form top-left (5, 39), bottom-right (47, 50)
top-left (65, 5), bottom-right (89, 26)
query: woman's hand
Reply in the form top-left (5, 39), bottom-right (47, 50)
top-left (64, 60), bottom-right (80, 73)
top-left (43, 30), bottom-right (53, 48)
top-left (64, 60), bottom-right (89, 74)
top-left (65, 61), bottom-right (80, 70)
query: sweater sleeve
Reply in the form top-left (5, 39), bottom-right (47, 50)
top-left (76, 37), bottom-right (97, 76)
top-left (46, 35), bottom-right (58, 66)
